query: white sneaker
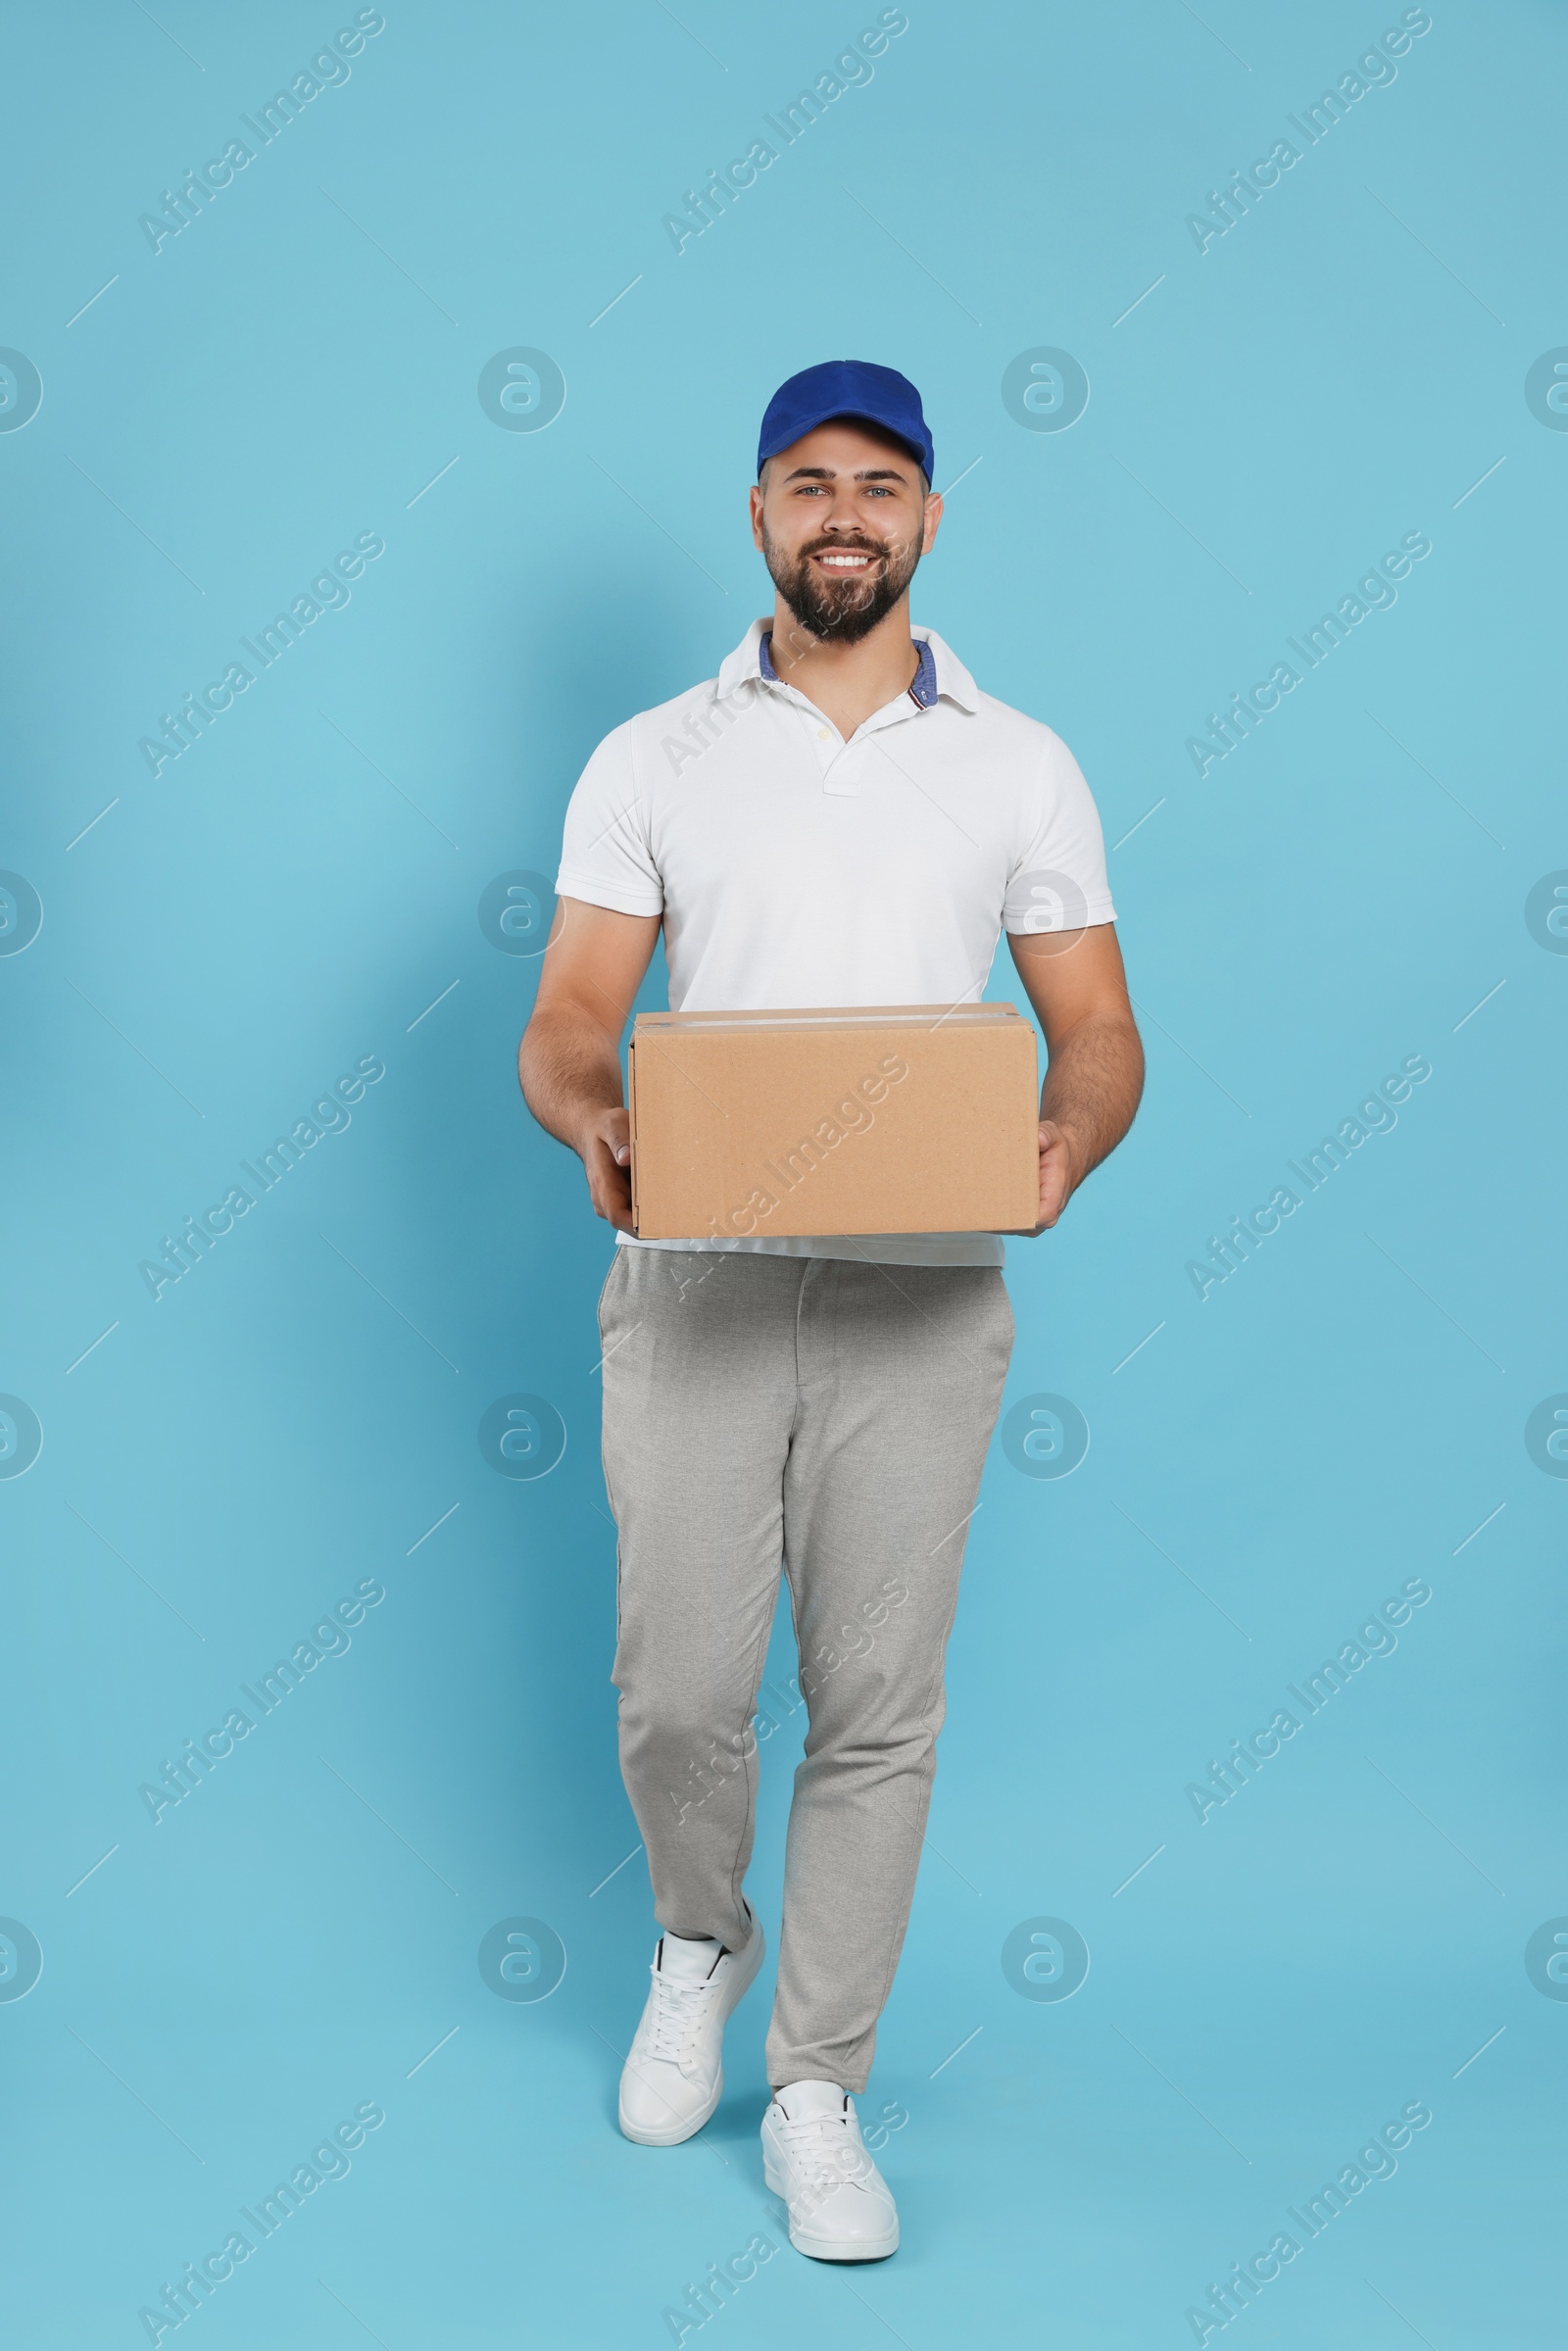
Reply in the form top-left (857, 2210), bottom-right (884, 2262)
top-left (617, 1903), bottom-right (765, 2146)
top-left (761, 2080), bottom-right (900, 2261)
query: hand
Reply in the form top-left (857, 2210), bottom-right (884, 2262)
top-left (1031, 1119), bottom-right (1081, 1233)
top-left (577, 1105), bottom-right (634, 1231)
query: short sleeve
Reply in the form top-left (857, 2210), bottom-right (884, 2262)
top-left (554, 720), bottom-right (664, 917)
top-left (1002, 731), bottom-right (1117, 935)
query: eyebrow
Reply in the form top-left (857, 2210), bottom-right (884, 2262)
top-left (780, 464), bottom-right (908, 483)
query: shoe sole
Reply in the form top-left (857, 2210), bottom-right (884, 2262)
top-left (761, 2152), bottom-right (899, 2260)
top-left (785, 2225), bottom-right (900, 2263)
top-left (618, 1916), bottom-right (766, 2147)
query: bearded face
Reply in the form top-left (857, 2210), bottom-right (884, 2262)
top-left (760, 509), bottom-right (924, 646)
top-left (753, 421), bottom-right (932, 652)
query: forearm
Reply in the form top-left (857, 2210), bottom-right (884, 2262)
top-left (1039, 1010), bottom-right (1145, 1183)
top-left (517, 1003), bottom-right (623, 1154)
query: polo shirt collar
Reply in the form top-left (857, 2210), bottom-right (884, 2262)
top-left (716, 617), bottom-right (979, 713)
top-left (916, 627), bottom-right (980, 712)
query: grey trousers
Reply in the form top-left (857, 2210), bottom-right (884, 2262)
top-left (598, 1246), bottom-right (1014, 2092)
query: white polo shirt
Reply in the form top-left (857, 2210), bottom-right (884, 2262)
top-left (554, 619), bottom-right (1115, 1267)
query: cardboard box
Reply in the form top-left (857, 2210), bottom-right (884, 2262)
top-left (627, 1004), bottom-right (1039, 1240)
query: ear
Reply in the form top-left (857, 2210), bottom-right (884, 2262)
top-left (749, 481), bottom-right (766, 549)
top-left (920, 490), bottom-right (945, 554)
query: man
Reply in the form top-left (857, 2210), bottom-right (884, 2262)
top-left (518, 361), bottom-right (1143, 2261)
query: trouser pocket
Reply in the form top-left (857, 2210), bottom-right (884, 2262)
top-left (596, 1246), bottom-right (627, 1336)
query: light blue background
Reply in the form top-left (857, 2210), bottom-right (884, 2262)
top-left (2, 2), bottom-right (1563, 2343)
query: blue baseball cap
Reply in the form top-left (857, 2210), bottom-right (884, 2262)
top-left (757, 361), bottom-right (934, 486)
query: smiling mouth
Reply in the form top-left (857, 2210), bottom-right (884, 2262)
top-left (812, 548), bottom-right (882, 572)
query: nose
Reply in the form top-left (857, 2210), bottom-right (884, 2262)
top-left (818, 482), bottom-right (876, 533)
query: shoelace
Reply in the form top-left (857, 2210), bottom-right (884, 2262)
top-left (773, 2110), bottom-right (872, 2190)
top-left (644, 1967), bottom-right (716, 2067)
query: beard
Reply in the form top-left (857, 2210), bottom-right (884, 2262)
top-left (760, 523), bottom-right (922, 647)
